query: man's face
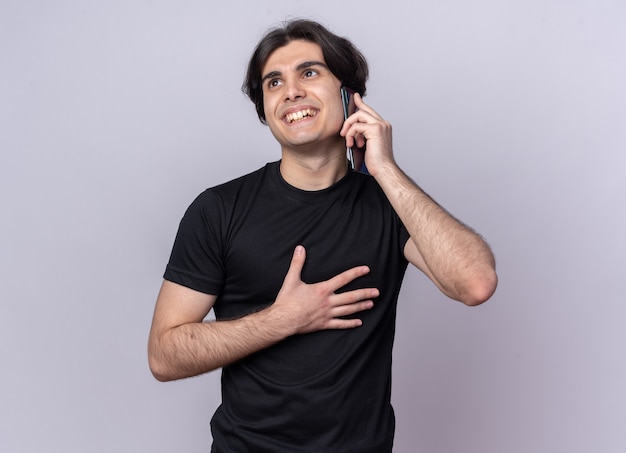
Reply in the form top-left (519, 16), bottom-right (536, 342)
top-left (260, 40), bottom-right (345, 153)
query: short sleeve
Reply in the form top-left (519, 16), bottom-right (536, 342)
top-left (163, 190), bottom-right (224, 295)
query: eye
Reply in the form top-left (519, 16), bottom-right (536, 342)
top-left (267, 78), bottom-right (282, 89)
top-left (303, 69), bottom-right (318, 78)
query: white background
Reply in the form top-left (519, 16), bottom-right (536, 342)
top-left (1, 1), bottom-right (624, 452)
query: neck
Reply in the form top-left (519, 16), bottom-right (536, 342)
top-left (279, 145), bottom-right (348, 191)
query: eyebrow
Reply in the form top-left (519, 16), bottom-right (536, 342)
top-left (261, 60), bottom-right (328, 84)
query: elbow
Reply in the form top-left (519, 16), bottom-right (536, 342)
top-left (149, 366), bottom-right (171, 383)
top-left (148, 353), bottom-right (172, 382)
top-left (148, 339), bottom-right (219, 382)
top-left (459, 269), bottom-right (498, 307)
top-left (148, 340), bottom-right (178, 382)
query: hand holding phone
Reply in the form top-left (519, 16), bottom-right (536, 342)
top-left (340, 87), bottom-right (368, 174)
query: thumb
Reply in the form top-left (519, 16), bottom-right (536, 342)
top-left (283, 245), bottom-right (306, 285)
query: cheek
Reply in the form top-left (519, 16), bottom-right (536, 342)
top-left (262, 97), bottom-right (272, 121)
top-left (265, 115), bottom-right (283, 141)
top-left (262, 89), bottom-right (278, 115)
top-left (328, 96), bottom-right (346, 129)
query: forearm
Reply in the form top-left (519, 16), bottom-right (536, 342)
top-left (372, 163), bottom-right (497, 305)
top-left (149, 248), bottom-right (378, 382)
top-left (149, 307), bottom-right (292, 382)
top-left (340, 94), bottom-right (496, 304)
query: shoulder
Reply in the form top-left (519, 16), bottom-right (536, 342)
top-left (351, 171), bottom-right (391, 202)
top-left (190, 162), bottom-right (277, 207)
top-left (207, 162), bottom-right (276, 198)
top-left (172, 164), bottom-right (277, 248)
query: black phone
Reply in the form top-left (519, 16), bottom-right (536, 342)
top-left (340, 87), bottom-right (367, 173)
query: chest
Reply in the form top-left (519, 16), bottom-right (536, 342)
top-left (213, 187), bottom-right (398, 319)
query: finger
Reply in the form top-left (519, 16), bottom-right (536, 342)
top-left (355, 132), bottom-right (367, 149)
top-left (325, 317), bottom-right (364, 329)
top-left (343, 125), bottom-right (366, 148)
top-left (283, 245), bottom-right (306, 285)
top-left (353, 93), bottom-right (383, 120)
top-left (328, 319), bottom-right (363, 329)
top-left (326, 265), bottom-right (370, 291)
top-left (340, 107), bottom-right (375, 137)
top-left (343, 125), bottom-right (369, 151)
top-left (331, 299), bottom-right (375, 318)
top-left (333, 287), bottom-right (380, 305)
top-left (341, 110), bottom-right (374, 136)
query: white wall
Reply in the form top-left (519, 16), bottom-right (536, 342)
top-left (1, 1), bottom-right (624, 451)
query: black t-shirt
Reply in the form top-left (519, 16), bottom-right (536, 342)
top-left (165, 161), bottom-right (410, 452)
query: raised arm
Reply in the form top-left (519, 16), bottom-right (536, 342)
top-left (374, 166), bottom-right (496, 305)
top-left (148, 245), bottom-right (379, 381)
top-left (341, 93), bottom-right (497, 306)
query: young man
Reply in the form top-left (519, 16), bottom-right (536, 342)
top-left (148, 19), bottom-right (497, 452)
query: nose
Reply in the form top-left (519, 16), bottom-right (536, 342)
top-left (283, 78), bottom-right (305, 102)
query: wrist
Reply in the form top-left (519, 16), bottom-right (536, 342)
top-left (367, 158), bottom-right (400, 180)
top-left (252, 303), bottom-right (298, 340)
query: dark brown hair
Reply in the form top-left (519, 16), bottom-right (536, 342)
top-left (242, 19), bottom-right (369, 124)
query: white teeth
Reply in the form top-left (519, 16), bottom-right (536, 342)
top-left (286, 109), bottom-right (315, 123)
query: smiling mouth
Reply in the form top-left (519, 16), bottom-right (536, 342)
top-left (284, 109), bottom-right (317, 123)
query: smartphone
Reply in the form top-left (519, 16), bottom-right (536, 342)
top-left (340, 87), bottom-right (367, 173)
